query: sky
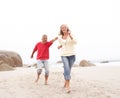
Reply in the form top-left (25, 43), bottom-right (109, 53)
top-left (0, 0), bottom-right (120, 64)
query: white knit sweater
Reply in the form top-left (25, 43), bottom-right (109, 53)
top-left (58, 35), bottom-right (77, 56)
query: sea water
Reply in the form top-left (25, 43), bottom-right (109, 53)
top-left (49, 61), bottom-right (120, 68)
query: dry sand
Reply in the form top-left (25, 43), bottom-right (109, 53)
top-left (0, 66), bottom-right (120, 98)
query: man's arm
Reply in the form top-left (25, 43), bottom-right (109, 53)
top-left (50, 37), bottom-right (58, 43)
top-left (30, 50), bottom-right (35, 59)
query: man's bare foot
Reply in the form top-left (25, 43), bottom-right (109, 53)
top-left (45, 81), bottom-right (48, 85)
top-left (35, 78), bottom-right (39, 83)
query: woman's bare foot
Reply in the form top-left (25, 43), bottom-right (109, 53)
top-left (63, 81), bottom-right (67, 88)
top-left (65, 80), bottom-right (71, 93)
top-left (62, 87), bottom-right (71, 93)
top-left (66, 88), bottom-right (71, 93)
top-left (63, 84), bottom-right (66, 88)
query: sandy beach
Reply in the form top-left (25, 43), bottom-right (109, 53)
top-left (0, 65), bottom-right (120, 98)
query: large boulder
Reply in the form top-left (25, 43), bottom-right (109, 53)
top-left (0, 61), bottom-right (14, 71)
top-left (79, 59), bottom-right (96, 67)
top-left (0, 50), bottom-right (23, 67)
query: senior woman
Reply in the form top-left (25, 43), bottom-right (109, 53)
top-left (57, 24), bottom-right (77, 93)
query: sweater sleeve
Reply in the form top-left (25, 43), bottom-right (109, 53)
top-left (69, 34), bottom-right (77, 44)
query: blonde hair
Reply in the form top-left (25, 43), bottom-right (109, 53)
top-left (59, 24), bottom-right (70, 36)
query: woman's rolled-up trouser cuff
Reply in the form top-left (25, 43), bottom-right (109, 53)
top-left (64, 74), bottom-right (71, 80)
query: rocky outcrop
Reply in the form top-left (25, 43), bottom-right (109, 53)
top-left (79, 59), bottom-right (96, 67)
top-left (0, 50), bottom-right (23, 68)
top-left (0, 61), bottom-right (14, 71)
